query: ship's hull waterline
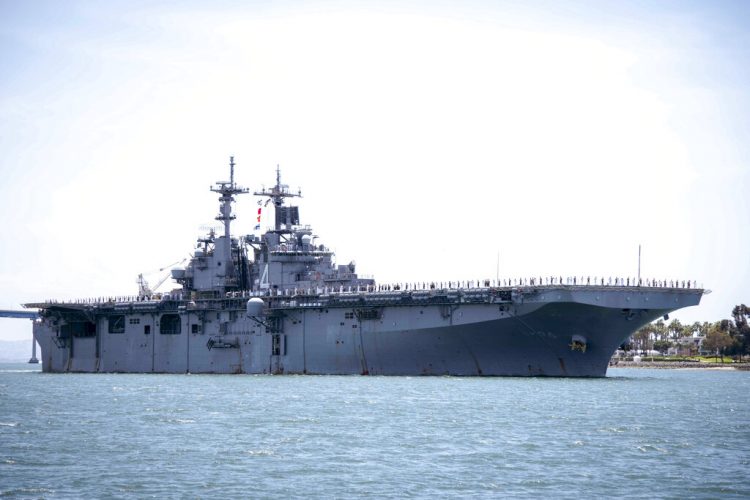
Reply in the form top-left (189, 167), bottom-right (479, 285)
top-left (31, 285), bottom-right (702, 377)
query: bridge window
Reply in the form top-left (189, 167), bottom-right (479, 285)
top-left (108, 315), bottom-right (125, 334)
top-left (160, 314), bottom-right (181, 335)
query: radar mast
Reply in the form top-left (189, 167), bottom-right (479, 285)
top-left (210, 156), bottom-right (248, 283)
top-left (253, 165), bottom-right (302, 232)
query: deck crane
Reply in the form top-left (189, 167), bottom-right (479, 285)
top-left (137, 258), bottom-right (187, 297)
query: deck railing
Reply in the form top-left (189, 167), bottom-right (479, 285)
top-left (33, 276), bottom-right (703, 307)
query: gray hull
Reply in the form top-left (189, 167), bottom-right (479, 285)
top-left (25, 162), bottom-right (705, 377)
top-left (31, 285), bottom-right (702, 377)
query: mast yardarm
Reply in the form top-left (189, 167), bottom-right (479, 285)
top-left (253, 165), bottom-right (302, 232)
top-left (210, 156), bottom-right (248, 282)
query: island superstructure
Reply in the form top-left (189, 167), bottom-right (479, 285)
top-left (26, 157), bottom-right (705, 376)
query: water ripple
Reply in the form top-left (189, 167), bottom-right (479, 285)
top-left (0, 364), bottom-right (748, 498)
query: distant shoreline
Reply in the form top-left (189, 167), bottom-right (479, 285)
top-left (611, 361), bottom-right (750, 370)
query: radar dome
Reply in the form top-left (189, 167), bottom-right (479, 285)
top-left (246, 298), bottom-right (265, 317)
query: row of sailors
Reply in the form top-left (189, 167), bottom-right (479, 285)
top-left (249, 276), bottom-right (699, 295)
top-left (47, 276), bottom-right (700, 305)
top-left (44, 295), bottom-right (185, 304)
top-left (374, 277), bottom-right (698, 291)
top-left (220, 276), bottom-right (699, 296)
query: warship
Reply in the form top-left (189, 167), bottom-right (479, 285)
top-left (26, 158), bottom-right (704, 376)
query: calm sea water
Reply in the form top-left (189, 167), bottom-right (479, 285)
top-left (1, 364), bottom-right (748, 499)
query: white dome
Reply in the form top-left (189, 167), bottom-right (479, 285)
top-left (246, 297), bottom-right (265, 317)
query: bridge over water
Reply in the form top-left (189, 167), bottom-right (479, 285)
top-left (0, 309), bottom-right (39, 319)
top-left (0, 309), bottom-right (40, 363)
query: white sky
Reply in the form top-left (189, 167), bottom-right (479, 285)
top-left (1, 0), bottom-right (749, 341)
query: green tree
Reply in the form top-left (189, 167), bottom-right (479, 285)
top-left (667, 318), bottom-right (684, 340)
top-left (633, 323), bottom-right (655, 352)
top-left (730, 304), bottom-right (750, 360)
top-left (703, 321), bottom-right (733, 362)
top-left (632, 328), bottom-right (647, 352)
top-left (653, 319), bottom-right (667, 343)
top-left (693, 321), bottom-right (711, 337)
top-left (653, 339), bottom-right (672, 353)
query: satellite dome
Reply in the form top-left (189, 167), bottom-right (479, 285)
top-left (246, 297), bottom-right (265, 317)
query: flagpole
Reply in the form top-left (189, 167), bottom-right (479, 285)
top-left (496, 251), bottom-right (499, 284)
top-left (638, 244), bottom-right (641, 284)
